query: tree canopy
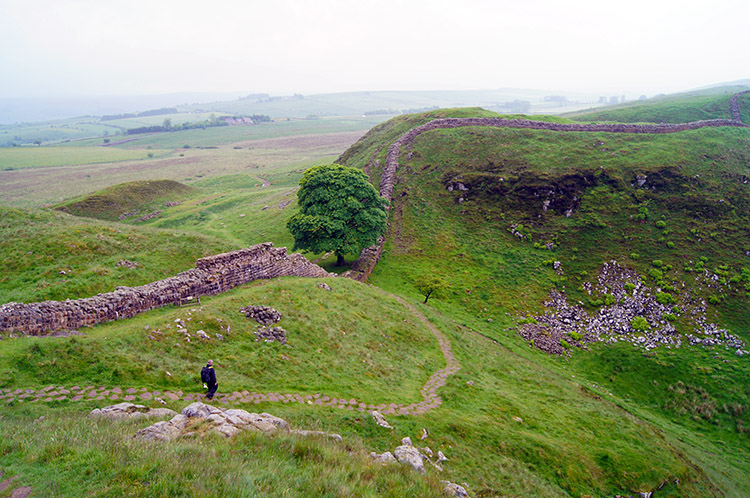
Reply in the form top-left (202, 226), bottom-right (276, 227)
top-left (287, 164), bottom-right (388, 266)
top-left (414, 275), bottom-right (449, 303)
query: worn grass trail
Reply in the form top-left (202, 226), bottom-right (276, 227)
top-left (1, 293), bottom-right (460, 417)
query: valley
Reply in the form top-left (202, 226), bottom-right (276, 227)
top-left (0, 87), bottom-right (748, 498)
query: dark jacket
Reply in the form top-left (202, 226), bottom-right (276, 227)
top-left (204, 365), bottom-right (217, 385)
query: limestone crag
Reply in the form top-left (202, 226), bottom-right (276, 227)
top-left (345, 93), bottom-right (749, 282)
top-left (0, 243), bottom-right (333, 336)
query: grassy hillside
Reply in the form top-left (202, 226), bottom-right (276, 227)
top-left (54, 180), bottom-right (198, 221)
top-left (2, 101), bottom-right (749, 497)
top-left (567, 86), bottom-right (750, 124)
top-left (1, 278), bottom-right (732, 497)
top-left (0, 206), bottom-right (233, 304)
top-left (339, 109), bottom-right (750, 496)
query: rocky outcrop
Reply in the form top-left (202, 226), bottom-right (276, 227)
top-left (0, 243), bottom-right (333, 336)
top-left (134, 402), bottom-right (342, 442)
top-left (520, 260), bottom-right (747, 354)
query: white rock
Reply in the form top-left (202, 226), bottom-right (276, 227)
top-left (371, 410), bottom-right (393, 429)
top-left (182, 402), bottom-right (221, 418)
top-left (441, 481), bottom-right (469, 497)
top-left (394, 441), bottom-right (424, 473)
top-left (135, 421), bottom-right (182, 441)
top-left (370, 451), bottom-right (397, 464)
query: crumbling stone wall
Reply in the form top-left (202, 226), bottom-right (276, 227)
top-left (730, 90), bottom-right (750, 122)
top-left (0, 243), bottom-right (333, 336)
top-left (345, 97), bottom-right (749, 282)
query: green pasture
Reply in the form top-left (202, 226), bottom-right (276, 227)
top-left (0, 146), bottom-right (148, 170)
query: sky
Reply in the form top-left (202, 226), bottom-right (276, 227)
top-left (1, 0), bottom-right (748, 99)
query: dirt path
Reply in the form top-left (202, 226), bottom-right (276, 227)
top-left (1, 297), bottom-right (460, 416)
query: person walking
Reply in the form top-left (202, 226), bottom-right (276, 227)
top-left (201, 359), bottom-right (218, 400)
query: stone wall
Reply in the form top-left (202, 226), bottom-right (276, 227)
top-left (345, 96), bottom-right (749, 281)
top-left (0, 243), bottom-right (333, 336)
top-left (730, 90), bottom-right (750, 122)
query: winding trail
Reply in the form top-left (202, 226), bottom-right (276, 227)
top-left (1, 296), bottom-right (460, 416)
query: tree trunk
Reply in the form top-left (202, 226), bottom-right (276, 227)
top-left (335, 253), bottom-right (346, 266)
top-left (423, 291), bottom-right (432, 304)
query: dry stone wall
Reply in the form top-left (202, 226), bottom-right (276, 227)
top-left (0, 243), bottom-right (333, 336)
top-left (346, 97), bottom-right (749, 281)
top-left (730, 90), bottom-right (750, 122)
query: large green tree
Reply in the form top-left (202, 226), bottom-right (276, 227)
top-left (287, 164), bottom-right (388, 266)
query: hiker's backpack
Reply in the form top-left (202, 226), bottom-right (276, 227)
top-left (201, 366), bottom-right (211, 384)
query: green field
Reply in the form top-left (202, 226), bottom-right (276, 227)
top-left (1, 92), bottom-right (749, 497)
top-left (0, 146), bottom-right (148, 170)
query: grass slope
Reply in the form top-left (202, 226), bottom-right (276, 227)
top-left (567, 86), bottom-right (750, 124)
top-left (338, 109), bottom-right (750, 496)
top-left (2, 102), bottom-right (749, 497)
top-left (1, 278), bottom-right (730, 497)
top-left (0, 206), bottom-right (232, 304)
top-left (54, 180), bottom-right (198, 221)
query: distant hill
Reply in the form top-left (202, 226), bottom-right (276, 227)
top-left (567, 85), bottom-right (750, 124)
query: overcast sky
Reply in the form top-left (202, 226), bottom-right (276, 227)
top-left (1, 0), bottom-right (748, 99)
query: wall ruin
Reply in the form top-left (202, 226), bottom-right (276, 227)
top-left (0, 243), bottom-right (333, 336)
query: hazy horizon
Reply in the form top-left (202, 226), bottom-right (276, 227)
top-left (2, 0), bottom-right (749, 101)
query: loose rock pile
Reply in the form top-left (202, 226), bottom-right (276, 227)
top-left (520, 260), bottom-right (747, 355)
top-left (240, 305), bottom-right (282, 325)
top-left (240, 305), bottom-right (288, 344)
top-left (255, 326), bottom-right (287, 345)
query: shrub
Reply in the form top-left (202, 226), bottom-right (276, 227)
top-left (666, 241), bottom-right (675, 248)
top-left (664, 313), bottom-right (677, 322)
top-left (569, 331), bottom-right (583, 341)
top-left (708, 295), bottom-right (721, 305)
top-left (648, 269), bottom-right (663, 281)
top-left (630, 252), bottom-right (639, 260)
top-left (656, 292), bottom-right (676, 305)
top-left (652, 260), bottom-right (663, 268)
top-left (589, 298), bottom-right (604, 307)
top-left (624, 283), bottom-right (636, 293)
top-left (630, 316), bottom-right (649, 332)
top-left (604, 294), bottom-right (616, 306)
top-left (519, 317), bottom-right (538, 325)
top-left (560, 339), bottom-right (571, 349)
top-left (656, 220), bottom-right (667, 228)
